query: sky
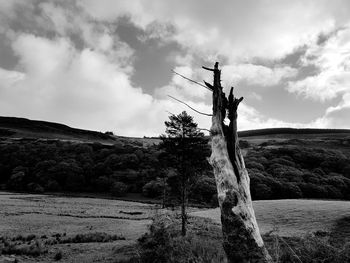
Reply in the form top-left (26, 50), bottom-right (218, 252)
top-left (0, 0), bottom-right (350, 136)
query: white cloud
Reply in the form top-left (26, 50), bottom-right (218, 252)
top-left (222, 64), bottom-right (297, 87)
top-left (288, 26), bottom-right (350, 101)
top-left (286, 25), bottom-right (350, 129)
top-left (79, 0), bottom-right (349, 61)
top-left (38, 2), bottom-right (135, 71)
top-left (236, 103), bottom-right (305, 131)
top-left (310, 93), bottom-right (350, 128)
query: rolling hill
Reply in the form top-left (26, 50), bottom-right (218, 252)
top-left (1, 115), bottom-right (350, 144)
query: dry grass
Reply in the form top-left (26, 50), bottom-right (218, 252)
top-left (122, 214), bottom-right (350, 263)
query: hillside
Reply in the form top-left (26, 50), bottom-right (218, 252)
top-left (0, 116), bottom-right (117, 144)
top-left (0, 115), bottom-right (350, 202)
top-left (2, 115), bottom-right (350, 145)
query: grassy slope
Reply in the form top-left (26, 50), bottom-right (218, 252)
top-left (2, 116), bottom-right (350, 145)
top-left (0, 116), bottom-right (117, 144)
top-left (0, 116), bottom-right (165, 147)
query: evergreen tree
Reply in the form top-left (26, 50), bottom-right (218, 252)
top-left (160, 111), bottom-right (207, 236)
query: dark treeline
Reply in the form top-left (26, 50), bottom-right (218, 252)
top-left (0, 138), bottom-right (349, 204)
top-left (247, 146), bottom-right (350, 200)
top-left (0, 139), bottom-right (163, 197)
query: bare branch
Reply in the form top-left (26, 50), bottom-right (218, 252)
top-left (204, 81), bottom-right (214, 91)
top-left (202, 62), bottom-right (219, 72)
top-left (167, 95), bottom-right (212, 117)
top-left (171, 70), bottom-right (212, 92)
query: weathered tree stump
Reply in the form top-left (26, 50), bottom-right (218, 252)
top-left (203, 62), bottom-right (272, 263)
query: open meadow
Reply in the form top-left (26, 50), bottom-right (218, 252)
top-left (1, 192), bottom-right (350, 262)
top-left (191, 199), bottom-right (350, 237)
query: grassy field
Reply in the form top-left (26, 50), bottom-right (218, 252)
top-left (1, 192), bottom-right (350, 262)
top-left (191, 199), bottom-right (350, 237)
top-left (0, 192), bottom-right (157, 262)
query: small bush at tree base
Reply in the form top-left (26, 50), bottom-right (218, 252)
top-left (136, 215), bottom-right (226, 263)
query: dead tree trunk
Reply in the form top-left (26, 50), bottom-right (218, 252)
top-left (203, 62), bottom-right (272, 263)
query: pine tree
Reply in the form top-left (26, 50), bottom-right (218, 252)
top-left (160, 111), bottom-right (207, 236)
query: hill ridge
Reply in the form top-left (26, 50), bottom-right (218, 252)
top-left (1, 116), bottom-right (350, 140)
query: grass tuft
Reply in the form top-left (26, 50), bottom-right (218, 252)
top-left (54, 250), bottom-right (63, 261)
top-left (60, 232), bottom-right (125, 243)
top-left (1, 240), bottom-right (47, 257)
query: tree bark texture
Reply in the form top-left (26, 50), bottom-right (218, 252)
top-left (204, 62), bottom-right (272, 263)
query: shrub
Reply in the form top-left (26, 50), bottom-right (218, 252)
top-left (7, 171), bottom-right (26, 190)
top-left (324, 176), bottom-right (347, 189)
top-left (104, 131), bottom-right (114, 136)
top-left (60, 232), bottom-right (125, 243)
top-left (246, 161), bottom-right (265, 171)
top-left (190, 176), bottom-right (217, 203)
top-left (95, 176), bottom-right (111, 192)
top-left (2, 240), bottom-right (47, 257)
top-left (46, 180), bottom-right (60, 191)
top-left (342, 164), bottom-right (350, 179)
top-left (27, 183), bottom-right (44, 193)
top-left (298, 183), bottom-right (327, 198)
top-left (280, 183), bottom-right (303, 198)
top-left (325, 185), bottom-right (343, 199)
top-left (239, 140), bottom-right (250, 148)
top-left (302, 172), bottom-right (322, 184)
top-left (65, 172), bottom-right (85, 191)
top-left (142, 179), bottom-right (164, 198)
top-left (312, 168), bottom-right (326, 176)
top-left (110, 182), bottom-right (128, 197)
top-left (252, 183), bottom-right (272, 200)
top-left (270, 157), bottom-right (296, 167)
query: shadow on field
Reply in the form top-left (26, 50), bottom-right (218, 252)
top-left (330, 216), bottom-right (350, 246)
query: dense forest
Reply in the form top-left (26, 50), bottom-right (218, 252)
top-left (0, 135), bottom-right (349, 205)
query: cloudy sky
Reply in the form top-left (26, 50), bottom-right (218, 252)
top-left (1, 0), bottom-right (350, 136)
